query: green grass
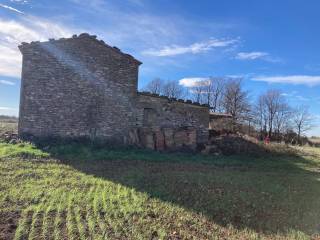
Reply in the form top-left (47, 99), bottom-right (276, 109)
top-left (0, 142), bottom-right (320, 239)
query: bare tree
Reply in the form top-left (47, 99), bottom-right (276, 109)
top-left (274, 102), bottom-right (292, 141)
top-left (292, 105), bottom-right (314, 144)
top-left (162, 80), bottom-right (186, 99)
top-left (262, 90), bottom-right (283, 138)
top-left (187, 77), bottom-right (226, 110)
top-left (222, 78), bottom-right (250, 131)
top-left (254, 89), bottom-right (292, 140)
top-left (191, 84), bottom-right (205, 103)
top-left (144, 78), bottom-right (163, 94)
top-left (203, 77), bottom-right (226, 112)
top-left (254, 95), bottom-right (268, 138)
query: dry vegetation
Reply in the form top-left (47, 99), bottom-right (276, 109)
top-left (309, 137), bottom-right (320, 144)
top-left (0, 117), bottom-right (17, 137)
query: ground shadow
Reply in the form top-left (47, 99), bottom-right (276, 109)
top-left (46, 143), bottom-right (320, 236)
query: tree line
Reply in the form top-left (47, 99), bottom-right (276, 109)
top-left (144, 77), bottom-right (314, 143)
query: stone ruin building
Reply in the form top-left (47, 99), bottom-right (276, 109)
top-left (18, 33), bottom-right (209, 150)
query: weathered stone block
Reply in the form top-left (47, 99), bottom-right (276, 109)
top-left (154, 129), bottom-right (165, 151)
top-left (163, 128), bottom-right (174, 148)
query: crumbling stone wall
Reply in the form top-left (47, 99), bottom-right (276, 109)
top-left (18, 33), bottom-right (209, 149)
top-left (133, 92), bottom-right (209, 147)
top-left (128, 126), bottom-right (198, 151)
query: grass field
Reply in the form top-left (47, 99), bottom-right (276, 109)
top-left (0, 119), bottom-right (319, 239)
top-left (0, 141), bottom-right (320, 240)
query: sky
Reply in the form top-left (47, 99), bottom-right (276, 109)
top-left (0, 0), bottom-right (319, 136)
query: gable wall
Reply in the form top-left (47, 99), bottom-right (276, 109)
top-left (19, 36), bottom-right (139, 141)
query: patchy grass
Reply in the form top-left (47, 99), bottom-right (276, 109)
top-left (0, 142), bottom-right (49, 159)
top-left (0, 143), bottom-right (320, 239)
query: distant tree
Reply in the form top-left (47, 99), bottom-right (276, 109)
top-left (222, 78), bottom-right (250, 131)
top-left (144, 78), bottom-right (163, 94)
top-left (254, 95), bottom-right (268, 137)
top-left (191, 83), bottom-right (205, 103)
top-left (263, 90), bottom-right (283, 137)
top-left (292, 105), bottom-right (314, 144)
top-left (162, 80), bottom-right (186, 99)
top-left (274, 101), bottom-right (292, 141)
top-left (254, 89), bottom-right (292, 140)
top-left (187, 77), bottom-right (226, 110)
top-left (204, 77), bottom-right (226, 112)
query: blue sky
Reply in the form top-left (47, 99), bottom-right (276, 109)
top-left (0, 0), bottom-right (320, 135)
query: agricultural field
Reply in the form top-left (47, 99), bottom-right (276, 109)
top-left (0, 139), bottom-right (320, 240)
top-left (309, 137), bottom-right (320, 144)
top-left (0, 117), bottom-right (18, 136)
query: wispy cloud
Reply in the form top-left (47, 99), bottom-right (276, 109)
top-left (252, 75), bottom-right (320, 86)
top-left (0, 3), bottom-right (24, 14)
top-left (66, 0), bottom-right (240, 76)
top-left (0, 16), bottom-right (80, 77)
top-left (235, 51), bottom-right (282, 63)
top-left (236, 51), bottom-right (268, 60)
top-left (295, 95), bottom-right (310, 101)
top-left (10, 0), bottom-right (29, 3)
top-left (0, 79), bottom-right (15, 85)
top-left (179, 77), bottom-right (210, 87)
top-left (143, 38), bottom-right (238, 57)
top-left (281, 91), bottom-right (310, 102)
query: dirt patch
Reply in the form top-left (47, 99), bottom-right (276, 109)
top-left (0, 211), bottom-right (20, 240)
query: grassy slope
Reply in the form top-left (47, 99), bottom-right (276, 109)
top-left (0, 142), bottom-right (320, 240)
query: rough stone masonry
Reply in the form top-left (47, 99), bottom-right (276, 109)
top-left (18, 33), bottom-right (209, 150)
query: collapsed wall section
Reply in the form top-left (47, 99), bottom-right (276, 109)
top-left (128, 93), bottom-right (209, 150)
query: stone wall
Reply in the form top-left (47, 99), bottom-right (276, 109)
top-left (18, 33), bottom-right (209, 149)
top-left (19, 33), bottom-right (140, 142)
top-left (134, 92), bottom-right (209, 145)
top-left (128, 126), bottom-right (198, 151)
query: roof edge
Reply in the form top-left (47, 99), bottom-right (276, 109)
top-left (138, 91), bottom-right (210, 108)
top-left (19, 33), bottom-right (142, 65)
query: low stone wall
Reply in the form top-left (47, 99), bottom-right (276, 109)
top-left (128, 127), bottom-right (197, 151)
top-left (136, 93), bottom-right (209, 145)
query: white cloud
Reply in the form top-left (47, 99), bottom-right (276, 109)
top-left (236, 51), bottom-right (269, 60)
top-left (295, 95), bottom-right (310, 101)
top-left (252, 75), bottom-right (320, 86)
top-left (0, 45), bottom-right (22, 77)
top-left (0, 16), bottom-right (78, 77)
top-left (235, 51), bottom-right (282, 63)
top-left (0, 79), bottom-right (15, 85)
top-left (10, 0), bottom-right (29, 3)
top-left (179, 77), bottom-right (210, 87)
top-left (143, 38), bottom-right (238, 57)
top-left (0, 3), bottom-right (24, 14)
top-left (281, 91), bottom-right (311, 103)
